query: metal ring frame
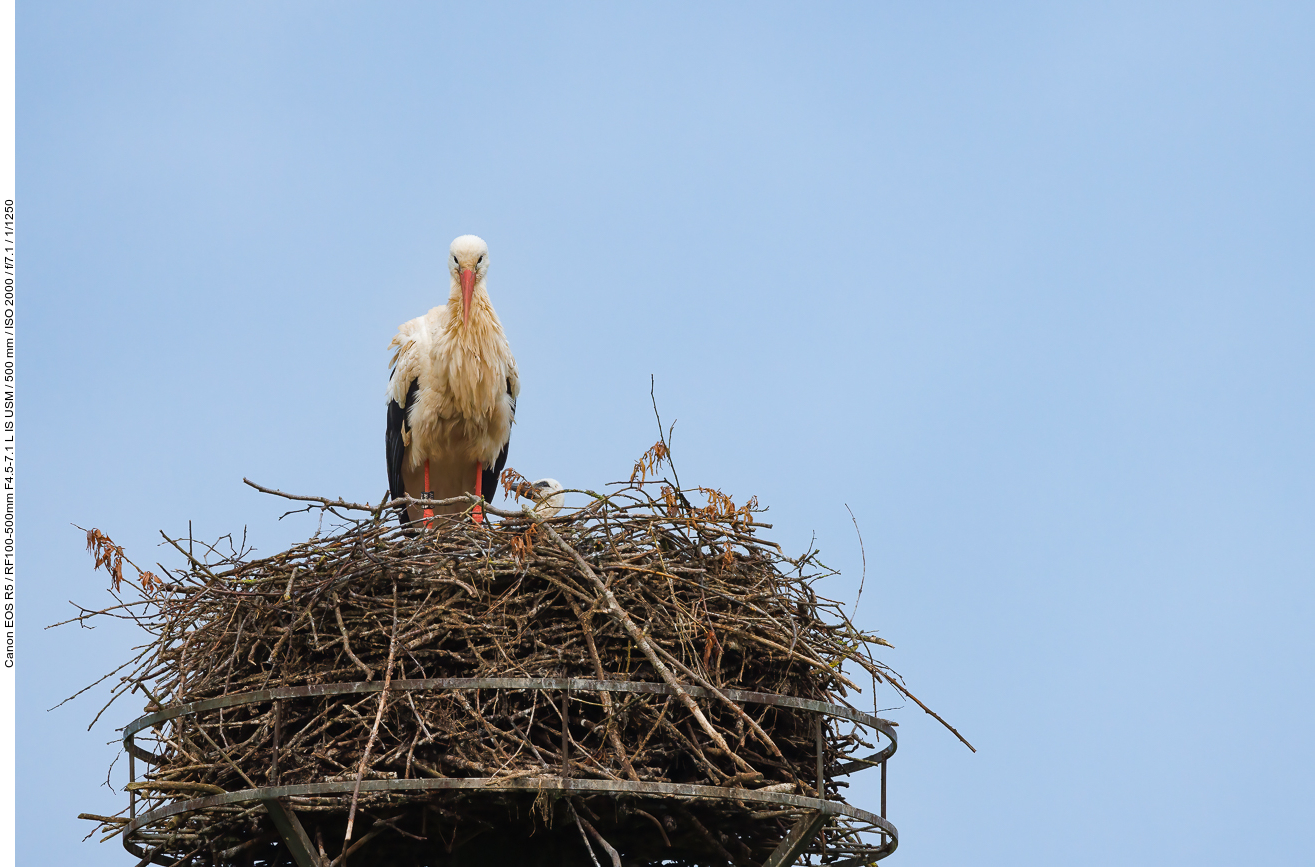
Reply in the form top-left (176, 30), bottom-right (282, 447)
top-left (121, 678), bottom-right (898, 866)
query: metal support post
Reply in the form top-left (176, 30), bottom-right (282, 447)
top-left (815, 715), bottom-right (825, 800)
top-left (561, 685), bottom-right (571, 777)
top-left (880, 758), bottom-right (887, 818)
top-left (272, 700), bottom-right (281, 785)
top-left (128, 740), bottom-right (136, 821)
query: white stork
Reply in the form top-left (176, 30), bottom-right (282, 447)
top-left (385, 235), bottom-right (519, 526)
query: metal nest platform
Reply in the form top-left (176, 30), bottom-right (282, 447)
top-left (120, 677), bottom-right (897, 866)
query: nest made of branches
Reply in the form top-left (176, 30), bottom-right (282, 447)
top-left (67, 447), bottom-right (967, 867)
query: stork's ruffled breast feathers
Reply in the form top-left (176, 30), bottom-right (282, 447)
top-left (388, 307), bottom-right (517, 410)
top-left (432, 303), bottom-right (518, 420)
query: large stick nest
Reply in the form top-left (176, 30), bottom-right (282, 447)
top-left (69, 453), bottom-right (963, 866)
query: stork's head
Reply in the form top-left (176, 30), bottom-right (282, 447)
top-left (448, 234), bottom-right (489, 325)
top-left (530, 479), bottom-right (566, 520)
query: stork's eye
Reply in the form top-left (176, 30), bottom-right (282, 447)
top-left (478, 254), bottom-right (484, 264)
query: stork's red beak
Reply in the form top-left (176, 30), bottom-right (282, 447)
top-left (460, 268), bottom-right (475, 324)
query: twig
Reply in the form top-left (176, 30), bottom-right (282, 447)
top-left (570, 800), bottom-right (603, 867)
top-left (578, 811), bottom-right (622, 867)
top-left (845, 504), bottom-right (867, 617)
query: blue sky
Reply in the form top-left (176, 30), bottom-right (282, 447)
top-left (19, 3), bottom-right (1315, 864)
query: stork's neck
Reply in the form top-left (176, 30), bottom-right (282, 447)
top-left (445, 278), bottom-right (501, 345)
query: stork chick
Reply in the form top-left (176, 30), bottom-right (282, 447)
top-left (528, 478), bottom-right (566, 519)
top-left (385, 235), bottom-right (519, 526)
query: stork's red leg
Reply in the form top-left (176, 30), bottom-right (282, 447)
top-left (422, 459), bottom-right (435, 527)
top-left (473, 462), bottom-right (484, 524)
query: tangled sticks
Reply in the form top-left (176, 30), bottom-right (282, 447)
top-left (69, 467), bottom-right (969, 866)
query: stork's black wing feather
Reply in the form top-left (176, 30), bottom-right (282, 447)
top-left (483, 438), bottom-right (509, 504)
top-left (386, 375), bottom-right (419, 526)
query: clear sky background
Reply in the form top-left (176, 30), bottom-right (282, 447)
top-left (18, 3), bottom-right (1315, 864)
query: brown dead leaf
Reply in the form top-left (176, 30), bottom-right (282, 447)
top-left (501, 467), bottom-right (530, 498)
top-left (630, 441), bottom-right (670, 485)
top-left (139, 571), bottom-right (162, 594)
top-left (85, 528), bottom-right (125, 593)
top-left (509, 524), bottom-right (538, 563)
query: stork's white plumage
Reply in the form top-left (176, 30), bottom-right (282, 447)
top-left (385, 235), bottom-right (519, 525)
